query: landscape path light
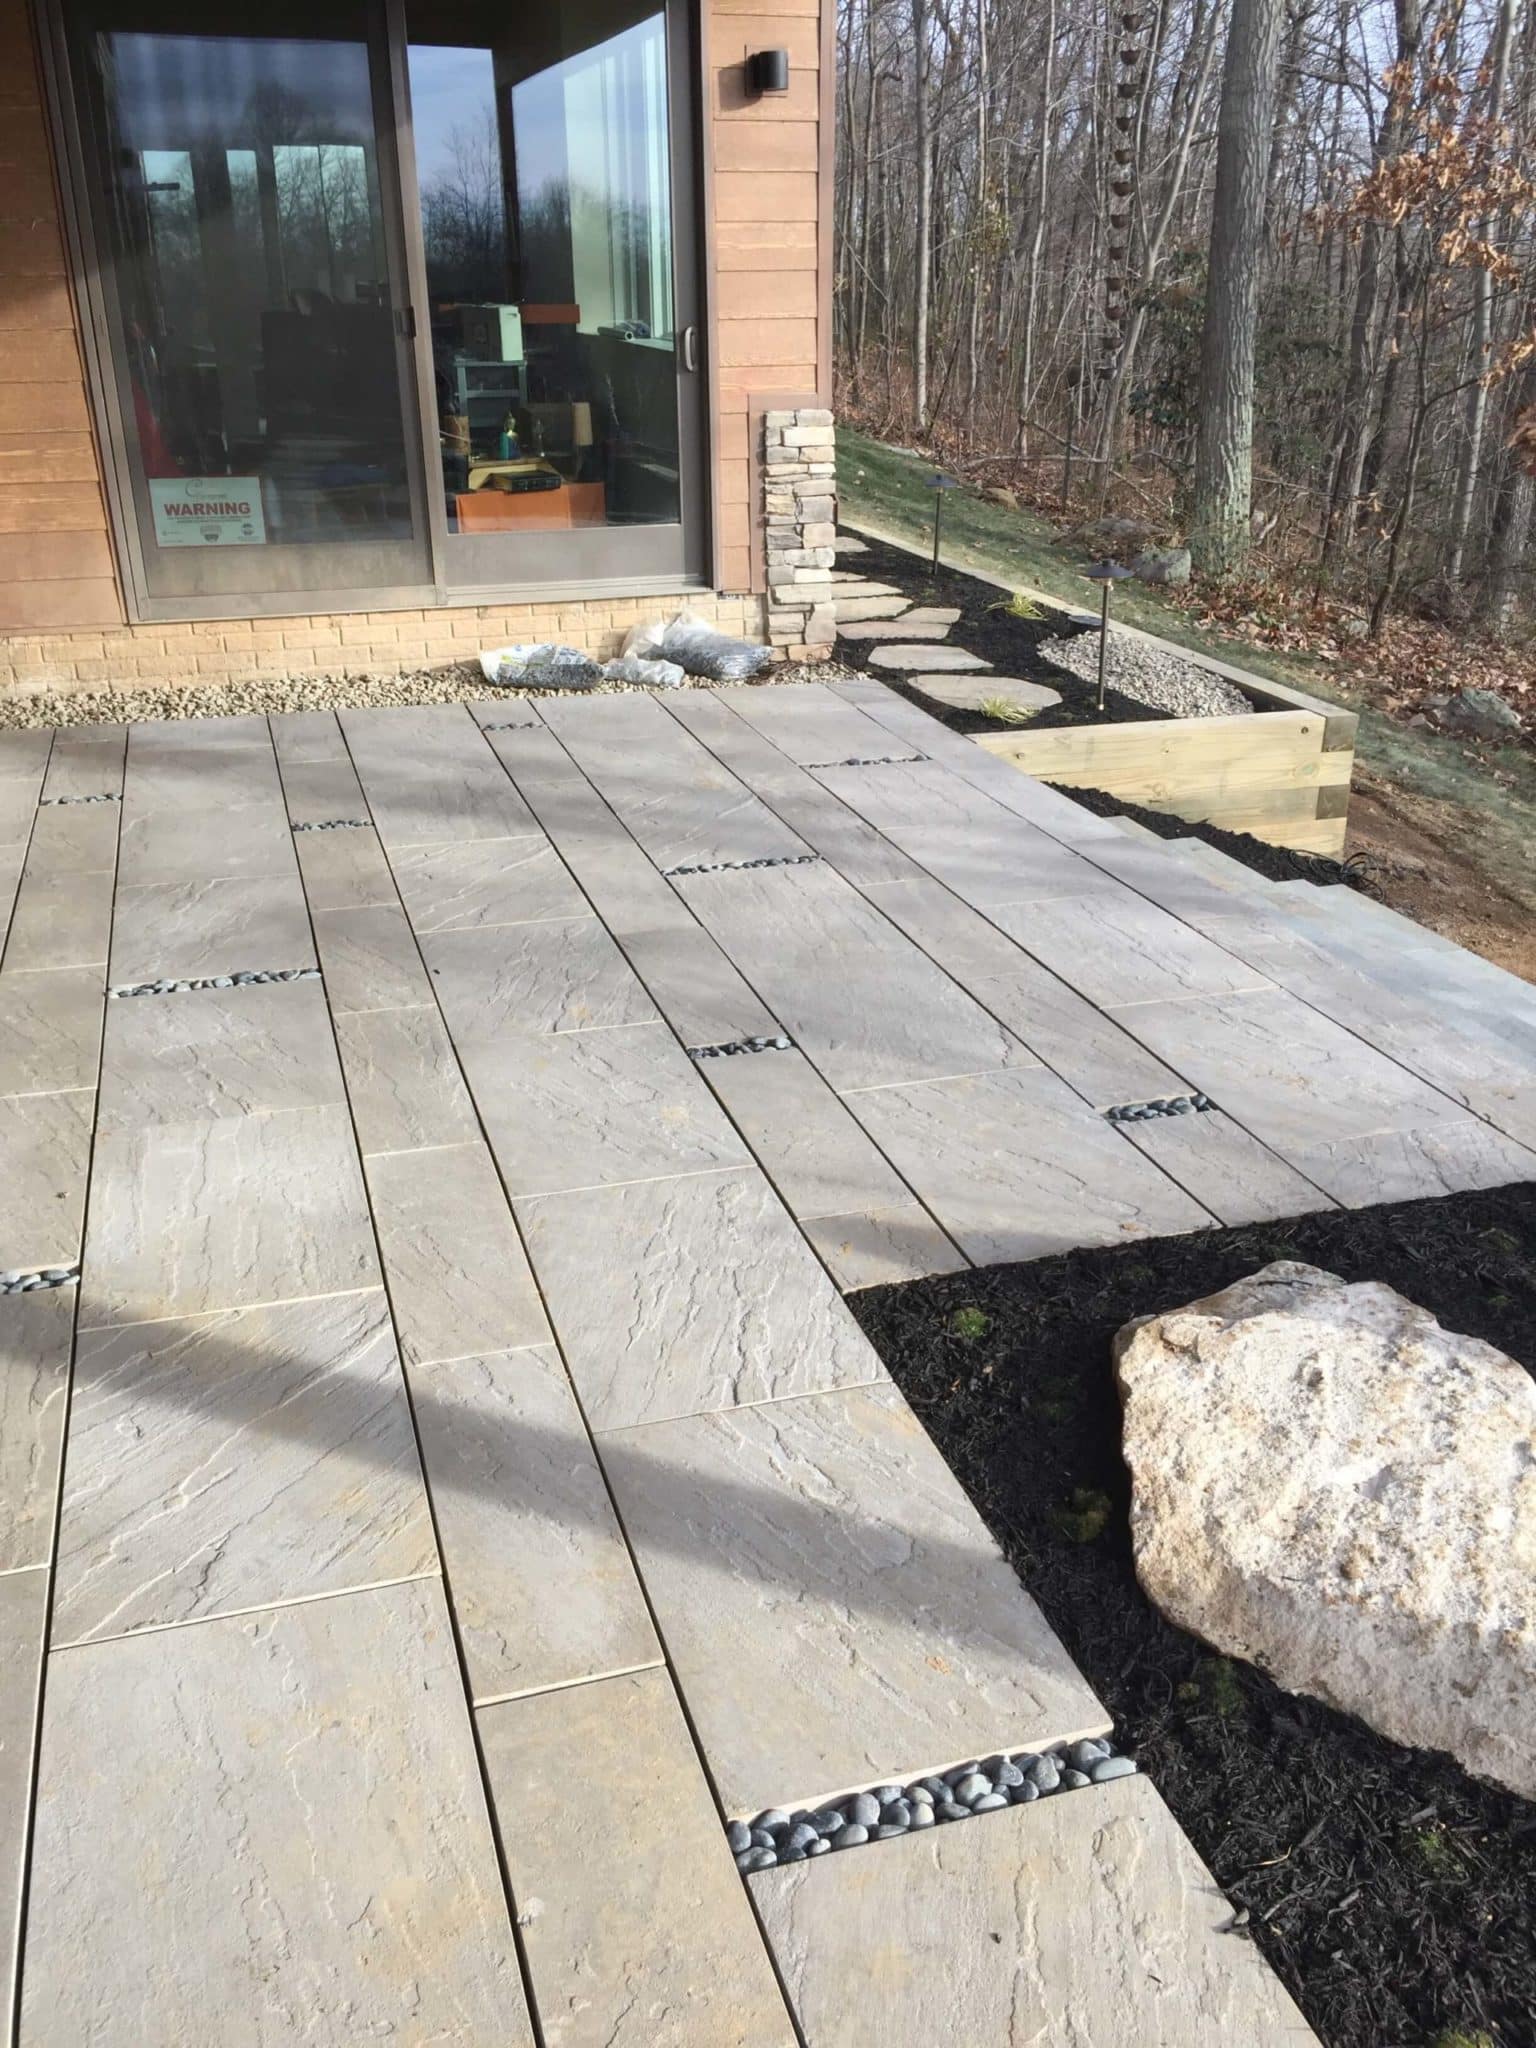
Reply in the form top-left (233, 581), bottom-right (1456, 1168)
top-left (1082, 559), bottom-right (1134, 712)
top-left (928, 472), bottom-right (962, 572)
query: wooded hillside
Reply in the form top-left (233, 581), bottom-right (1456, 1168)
top-left (835, 0), bottom-right (1536, 642)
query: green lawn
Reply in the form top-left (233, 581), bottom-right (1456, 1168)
top-left (838, 428), bottom-right (1536, 913)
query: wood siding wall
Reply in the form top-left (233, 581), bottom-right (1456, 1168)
top-left (0, 0), bottom-right (124, 631)
top-left (707, 0), bottom-right (832, 592)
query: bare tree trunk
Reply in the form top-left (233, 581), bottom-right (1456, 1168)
top-left (1190, 0), bottom-right (1285, 577)
top-left (1449, 0), bottom-right (1518, 579)
top-left (911, 0), bottom-right (933, 426)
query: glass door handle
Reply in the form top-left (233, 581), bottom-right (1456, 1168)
top-left (680, 325), bottom-right (699, 373)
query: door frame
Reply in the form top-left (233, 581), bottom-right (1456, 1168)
top-left (386, 0), bottom-right (709, 600)
top-left (30, 0), bottom-right (716, 623)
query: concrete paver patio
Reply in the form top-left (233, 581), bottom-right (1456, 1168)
top-left (1, 679), bottom-right (1532, 2041)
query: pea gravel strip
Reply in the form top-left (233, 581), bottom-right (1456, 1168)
top-left (0, 1264), bottom-right (80, 1296)
top-left (109, 967), bottom-right (322, 999)
top-left (1104, 1093), bottom-right (1215, 1123)
top-left (728, 1740), bottom-right (1138, 1872)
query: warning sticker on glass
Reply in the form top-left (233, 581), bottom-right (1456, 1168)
top-left (150, 478), bottom-right (266, 547)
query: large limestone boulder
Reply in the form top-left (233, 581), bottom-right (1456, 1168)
top-left (1115, 1262), bottom-right (1536, 1799)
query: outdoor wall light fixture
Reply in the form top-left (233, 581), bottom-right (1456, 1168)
top-left (748, 49), bottom-right (791, 95)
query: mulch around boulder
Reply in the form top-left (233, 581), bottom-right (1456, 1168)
top-left (850, 1182), bottom-right (1536, 2048)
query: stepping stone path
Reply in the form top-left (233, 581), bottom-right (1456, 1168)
top-left (834, 619), bottom-right (952, 643)
top-left (868, 643), bottom-right (992, 673)
top-left (910, 676), bottom-right (1063, 713)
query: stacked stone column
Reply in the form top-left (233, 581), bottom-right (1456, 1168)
top-left (763, 408), bottom-right (837, 660)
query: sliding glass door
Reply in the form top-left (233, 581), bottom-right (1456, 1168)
top-left (63, 0), bottom-right (436, 607)
top-left (398, 0), bottom-right (704, 590)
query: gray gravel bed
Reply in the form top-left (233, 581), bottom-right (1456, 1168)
top-left (0, 658), bottom-right (856, 735)
top-left (1042, 633), bottom-right (1254, 719)
top-left (730, 1740), bottom-right (1137, 1871)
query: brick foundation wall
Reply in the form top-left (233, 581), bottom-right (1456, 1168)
top-left (0, 588), bottom-right (769, 699)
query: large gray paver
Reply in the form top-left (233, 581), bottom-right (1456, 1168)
top-left (693, 1046), bottom-right (914, 1219)
top-left (752, 1773), bottom-right (1318, 2046)
top-left (867, 875), bottom-right (1192, 1107)
top-left (714, 682), bottom-right (937, 765)
top-left (411, 1345), bottom-right (661, 1703)
top-left (292, 822), bottom-right (398, 911)
top-left (478, 1668), bottom-right (798, 2048)
top-left (277, 757), bottom-right (369, 827)
top-left (0, 843), bottom-right (22, 947)
top-left (81, 1104), bottom-right (379, 1328)
top-left (21, 802), bottom-right (120, 876)
top-left (53, 1291), bottom-right (435, 1645)
top-left (39, 725), bottom-right (125, 801)
top-left (0, 966), bottom-right (103, 1097)
top-left (311, 903), bottom-right (434, 1014)
top-left (0, 1287), bottom-right (72, 1571)
top-left (110, 875), bottom-right (315, 984)
top-left (0, 1569), bottom-right (47, 2030)
top-left (5, 864), bottom-right (115, 971)
top-left (990, 890), bottom-right (1271, 1007)
top-left (1286, 1117), bottom-right (1536, 1207)
top-left (391, 838), bottom-right (588, 932)
top-left (814, 758), bottom-right (1111, 907)
top-left (0, 1089), bottom-right (92, 1269)
top-left (22, 1579), bottom-right (530, 2047)
top-left (341, 704), bottom-right (541, 849)
top-left (541, 690), bottom-right (811, 871)
top-left (677, 862), bottom-right (1033, 1093)
top-left (123, 748), bottom-right (284, 819)
top-left (1117, 1106), bottom-right (1334, 1224)
top-left (268, 709), bottom-right (349, 765)
top-left (364, 1143), bottom-right (549, 1366)
top-left (518, 1168), bottom-right (888, 1431)
top-left (616, 923), bottom-right (781, 1047)
top-left (849, 1068), bottom-right (1214, 1262)
top-left (1115, 987), bottom-right (1468, 1153)
top-left (96, 978), bottom-right (344, 1129)
top-left (600, 1382), bottom-right (1108, 1817)
top-left (0, 784), bottom-right (38, 842)
top-left (802, 1205), bottom-right (968, 1290)
top-left (459, 1021), bottom-right (750, 1198)
top-left (423, 919), bottom-right (657, 1038)
top-left (334, 1003), bottom-right (480, 1154)
top-left (117, 801), bottom-right (298, 889)
top-left (664, 691), bottom-right (924, 887)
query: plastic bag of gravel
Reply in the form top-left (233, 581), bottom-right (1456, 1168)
top-left (622, 610), bottom-right (772, 682)
top-left (478, 643), bottom-right (601, 690)
top-left (601, 653), bottom-right (686, 688)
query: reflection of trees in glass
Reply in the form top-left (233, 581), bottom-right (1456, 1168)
top-left (419, 113), bottom-right (507, 302)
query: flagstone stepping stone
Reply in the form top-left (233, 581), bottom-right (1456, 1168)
top-left (901, 606), bottom-right (963, 626)
top-left (832, 596), bottom-right (912, 623)
top-left (835, 619), bottom-right (951, 643)
top-left (833, 534), bottom-right (868, 555)
top-left (868, 644), bottom-right (992, 674)
top-left (751, 1773), bottom-right (1317, 2044)
top-left (830, 577), bottom-right (906, 597)
top-left (910, 675), bottom-right (1062, 713)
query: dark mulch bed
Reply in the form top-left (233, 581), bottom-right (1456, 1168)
top-left (1047, 776), bottom-right (1362, 889)
top-left (839, 528), bottom-right (1276, 736)
top-left (849, 1184), bottom-right (1536, 2048)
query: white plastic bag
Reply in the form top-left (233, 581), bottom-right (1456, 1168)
top-left (478, 642), bottom-right (601, 690)
top-left (601, 654), bottom-right (686, 688)
top-left (621, 609), bottom-right (772, 682)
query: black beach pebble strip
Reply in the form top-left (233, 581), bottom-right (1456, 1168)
top-left (292, 818), bottom-right (370, 833)
top-left (109, 967), bottom-right (322, 999)
top-left (0, 1263), bottom-right (80, 1296)
top-left (38, 792), bottom-right (122, 807)
top-left (688, 1034), bottom-right (794, 1060)
top-left (663, 852), bottom-right (822, 878)
top-left (729, 1740), bottom-right (1137, 1872)
top-left (1104, 1093), bottom-right (1215, 1124)
top-left (802, 754), bottom-right (926, 769)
